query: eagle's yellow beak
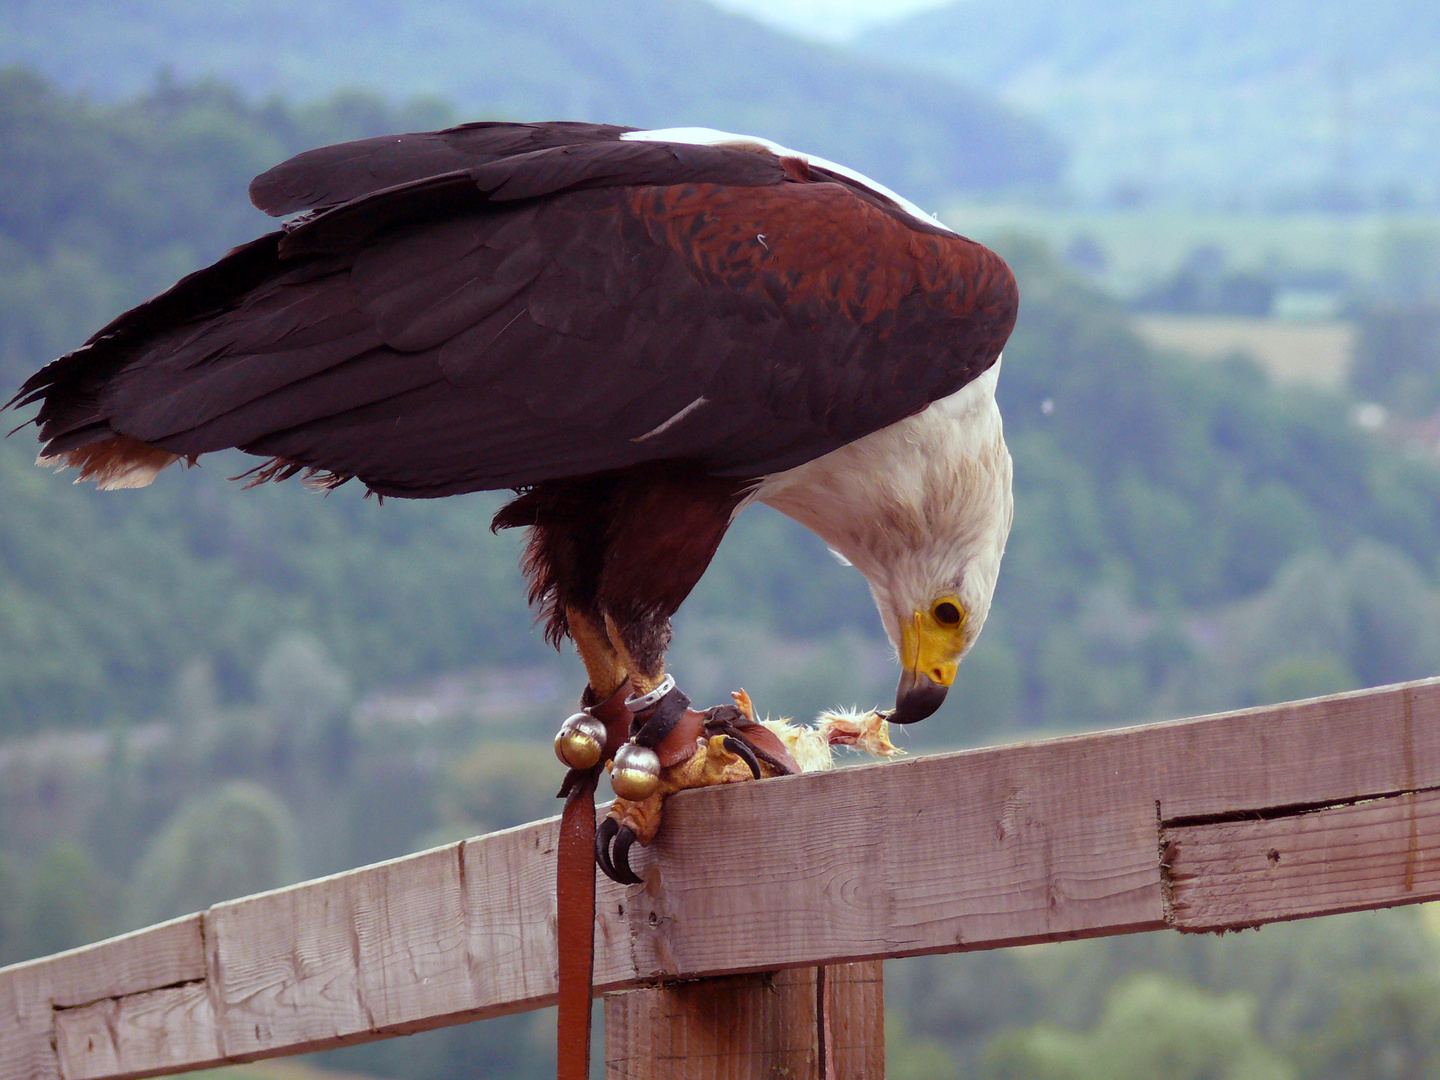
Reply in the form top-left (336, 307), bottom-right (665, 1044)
top-left (891, 603), bottom-right (966, 724)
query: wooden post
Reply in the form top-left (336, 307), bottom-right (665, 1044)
top-left (604, 960), bottom-right (884, 1079)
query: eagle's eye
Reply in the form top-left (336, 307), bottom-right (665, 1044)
top-left (932, 600), bottom-right (963, 627)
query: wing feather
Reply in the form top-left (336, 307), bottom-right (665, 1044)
top-left (249, 122), bottom-right (637, 216)
top-left (12, 128), bottom-right (1017, 498)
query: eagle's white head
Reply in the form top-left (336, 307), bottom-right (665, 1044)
top-left (755, 359), bottom-right (1013, 724)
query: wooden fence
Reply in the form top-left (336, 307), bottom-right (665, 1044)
top-left (3, 678), bottom-right (1439, 1080)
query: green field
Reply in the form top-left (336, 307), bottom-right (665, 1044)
top-left (943, 200), bottom-right (1440, 299)
top-left (1132, 315), bottom-right (1356, 388)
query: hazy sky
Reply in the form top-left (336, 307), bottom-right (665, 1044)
top-left (707, 0), bottom-right (953, 41)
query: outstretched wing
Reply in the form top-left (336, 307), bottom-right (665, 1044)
top-left (11, 125), bottom-right (1017, 498)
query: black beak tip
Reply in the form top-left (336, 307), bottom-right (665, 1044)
top-left (890, 673), bottom-right (948, 725)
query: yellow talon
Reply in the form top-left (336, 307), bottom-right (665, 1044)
top-left (607, 732), bottom-right (768, 844)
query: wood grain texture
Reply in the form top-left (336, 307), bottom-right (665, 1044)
top-left (626, 738), bottom-right (1166, 981)
top-left (604, 961), bottom-right (883, 1080)
top-left (0, 915), bottom-right (206, 1080)
top-left (625, 679), bottom-right (1440, 978)
top-left (0, 970), bottom-right (57, 1080)
top-left (3, 677), bottom-right (1439, 1080)
top-left (822, 961), bottom-right (885, 1080)
top-left (1164, 788), bottom-right (1440, 930)
top-left (206, 819), bottom-right (639, 1060)
top-left (207, 843), bottom-right (477, 1058)
top-left (1149, 681), bottom-right (1440, 822)
top-left (55, 984), bottom-right (220, 1080)
top-left (4, 915), bottom-right (206, 1009)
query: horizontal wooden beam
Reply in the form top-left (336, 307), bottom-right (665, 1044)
top-left (1164, 787), bottom-right (1440, 930)
top-left (5, 678), bottom-right (1440, 1080)
top-left (1, 915), bottom-right (206, 1080)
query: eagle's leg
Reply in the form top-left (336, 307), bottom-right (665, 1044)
top-left (597, 609), bottom-right (801, 883)
top-left (567, 606), bottom-right (630, 699)
top-left (506, 468), bottom-right (763, 881)
top-left (552, 605), bottom-right (634, 789)
top-left (601, 610), bottom-right (668, 694)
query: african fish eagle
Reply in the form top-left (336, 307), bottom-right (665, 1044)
top-left (9, 122), bottom-right (1017, 883)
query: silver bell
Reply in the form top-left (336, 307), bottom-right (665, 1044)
top-left (611, 742), bottom-right (662, 800)
top-left (554, 712), bottom-right (607, 770)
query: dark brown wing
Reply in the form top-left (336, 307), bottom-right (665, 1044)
top-left (248, 122), bottom-right (638, 217)
top-left (11, 131), bottom-right (1016, 498)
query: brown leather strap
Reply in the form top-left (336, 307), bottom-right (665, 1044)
top-left (556, 765), bottom-right (599, 1080)
top-left (732, 721), bottom-right (801, 776)
top-left (590, 680), bottom-right (634, 758)
top-left (655, 706), bottom-right (706, 767)
top-left (555, 681), bottom-right (632, 1080)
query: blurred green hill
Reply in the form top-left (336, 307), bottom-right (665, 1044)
top-left (0, 0), bottom-right (1063, 202)
top-left (859, 0), bottom-right (1440, 208)
top-left (4, 66), bottom-right (1440, 1080)
top-left (6, 70), bottom-right (1440, 740)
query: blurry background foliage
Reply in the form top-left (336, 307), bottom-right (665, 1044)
top-left (3, 0), bottom-right (1440, 1077)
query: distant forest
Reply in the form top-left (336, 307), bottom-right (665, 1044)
top-left (863, 0), bottom-right (1440, 207)
top-left (5, 69), bottom-right (1440, 741)
top-left (0, 0), bottom-right (1064, 203)
top-left (5, 67), bottom-right (1440, 1080)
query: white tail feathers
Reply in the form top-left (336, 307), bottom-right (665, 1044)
top-left (38, 437), bottom-right (180, 490)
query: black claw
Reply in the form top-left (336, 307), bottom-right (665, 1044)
top-left (705, 713), bottom-right (795, 777)
top-left (595, 817), bottom-right (620, 881)
top-left (595, 817), bottom-right (643, 885)
top-left (723, 735), bottom-right (763, 780)
top-left (611, 826), bottom-right (643, 885)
